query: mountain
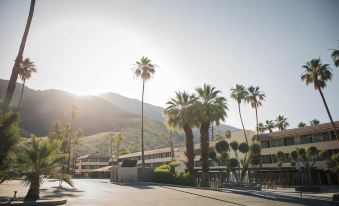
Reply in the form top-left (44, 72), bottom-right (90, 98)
top-left (98, 92), bottom-right (165, 122)
top-left (99, 92), bottom-right (240, 141)
top-left (0, 79), bottom-right (185, 151)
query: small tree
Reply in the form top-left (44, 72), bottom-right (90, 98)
top-left (0, 105), bottom-right (20, 170)
top-left (290, 146), bottom-right (319, 184)
top-left (0, 136), bottom-right (73, 200)
top-left (276, 151), bottom-right (285, 184)
top-left (210, 140), bottom-right (261, 185)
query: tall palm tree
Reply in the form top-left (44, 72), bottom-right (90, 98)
top-left (0, 136), bottom-right (73, 200)
top-left (258, 122), bottom-right (266, 134)
top-left (18, 58), bottom-right (36, 106)
top-left (72, 129), bottom-right (83, 174)
top-left (133, 56), bottom-right (156, 168)
top-left (246, 86), bottom-right (266, 137)
top-left (163, 91), bottom-right (197, 175)
top-left (309, 119), bottom-right (320, 126)
top-left (275, 115), bottom-right (289, 131)
top-left (196, 84), bottom-right (228, 186)
top-left (301, 58), bottom-right (338, 141)
top-left (331, 48), bottom-right (339, 67)
top-left (3, 0), bottom-right (36, 110)
top-left (230, 84), bottom-right (249, 144)
top-left (265, 120), bottom-right (275, 133)
top-left (66, 106), bottom-right (82, 173)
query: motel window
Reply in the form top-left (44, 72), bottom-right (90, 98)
top-left (313, 133), bottom-right (330, 142)
top-left (300, 135), bottom-right (313, 144)
top-left (284, 137), bottom-right (294, 146)
top-left (270, 139), bottom-right (284, 147)
top-left (261, 155), bottom-right (271, 164)
top-left (261, 140), bottom-right (270, 148)
top-left (330, 131), bottom-right (339, 141)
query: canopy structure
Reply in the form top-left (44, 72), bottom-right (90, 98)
top-left (90, 166), bottom-right (112, 172)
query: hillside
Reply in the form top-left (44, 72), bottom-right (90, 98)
top-left (98, 92), bottom-right (165, 122)
top-left (99, 92), bottom-right (240, 142)
top-left (0, 79), bottom-right (185, 151)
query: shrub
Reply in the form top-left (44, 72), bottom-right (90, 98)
top-left (333, 193), bottom-right (339, 201)
top-left (151, 168), bottom-right (174, 184)
top-left (174, 172), bottom-right (195, 186)
top-left (151, 164), bottom-right (194, 186)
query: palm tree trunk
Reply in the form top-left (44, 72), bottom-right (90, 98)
top-left (25, 176), bottom-right (39, 201)
top-left (200, 122), bottom-right (210, 187)
top-left (67, 119), bottom-right (74, 173)
top-left (255, 105), bottom-right (259, 138)
top-left (168, 130), bottom-right (174, 161)
top-left (238, 102), bottom-right (248, 144)
top-left (318, 87), bottom-right (339, 142)
top-left (3, 0), bottom-right (35, 110)
top-left (141, 80), bottom-right (145, 168)
top-left (183, 125), bottom-right (195, 175)
top-left (18, 79), bottom-right (26, 107)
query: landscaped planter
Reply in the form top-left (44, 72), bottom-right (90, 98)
top-left (295, 186), bottom-right (323, 192)
top-left (222, 184), bottom-right (262, 191)
top-left (0, 198), bottom-right (66, 205)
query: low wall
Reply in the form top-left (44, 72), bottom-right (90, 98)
top-left (137, 168), bottom-right (153, 182)
top-left (118, 167), bottom-right (138, 183)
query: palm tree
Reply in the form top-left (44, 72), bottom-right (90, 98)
top-left (300, 58), bottom-right (338, 141)
top-left (196, 84), bottom-right (228, 186)
top-left (113, 133), bottom-right (124, 159)
top-left (18, 58), bottom-right (36, 106)
top-left (3, 0), bottom-right (36, 110)
top-left (258, 122), bottom-right (266, 134)
top-left (163, 91), bottom-right (197, 175)
top-left (298, 122), bottom-right (307, 128)
top-left (246, 86), bottom-right (266, 137)
top-left (331, 47), bottom-right (339, 67)
top-left (0, 136), bottom-right (73, 200)
top-left (275, 115), bottom-right (289, 131)
top-left (72, 129), bottom-right (83, 174)
top-left (230, 84), bottom-right (249, 144)
top-left (133, 56), bottom-right (156, 168)
top-left (309, 119), bottom-right (320, 126)
top-left (66, 106), bottom-right (82, 173)
top-left (265, 120), bottom-right (275, 133)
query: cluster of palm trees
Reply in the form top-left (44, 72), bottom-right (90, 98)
top-left (164, 84), bottom-right (227, 186)
top-left (230, 85), bottom-right (266, 141)
top-left (298, 119), bottom-right (320, 128)
top-left (257, 115), bottom-right (289, 134)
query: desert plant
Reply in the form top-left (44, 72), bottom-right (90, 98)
top-left (246, 86), bottom-right (265, 136)
top-left (0, 136), bottom-right (73, 200)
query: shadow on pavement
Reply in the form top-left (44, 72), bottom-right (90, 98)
top-left (161, 186), bottom-right (247, 206)
top-left (221, 189), bottom-right (336, 206)
top-left (42, 186), bottom-right (84, 198)
top-left (120, 184), bottom-right (155, 190)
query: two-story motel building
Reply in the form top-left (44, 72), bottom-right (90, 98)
top-left (253, 121), bottom-right (339, 185)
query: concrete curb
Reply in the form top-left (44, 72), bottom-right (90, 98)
top-left (0, 198), bottom-right (66, 205)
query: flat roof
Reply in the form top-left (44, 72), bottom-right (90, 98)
top-left (254, 121), bottom-right (339, 140)
top-left (77, 154), bottom-right (112, 160)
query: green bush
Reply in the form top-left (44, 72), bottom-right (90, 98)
top-left (151, 164), bottom-right (194, 186)
top-left (174, 172), bottom-right (195, 186)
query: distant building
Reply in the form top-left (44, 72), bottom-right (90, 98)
top-left (75, 154), bottom-right (111, 177)
top-left (253, 121), bottom-right (339, 184)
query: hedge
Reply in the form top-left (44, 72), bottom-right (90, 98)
top-left (151, 163), bottom-right (194, 186)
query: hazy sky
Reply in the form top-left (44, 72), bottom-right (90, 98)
top-left (0, 0), bottom-right (338, 130)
